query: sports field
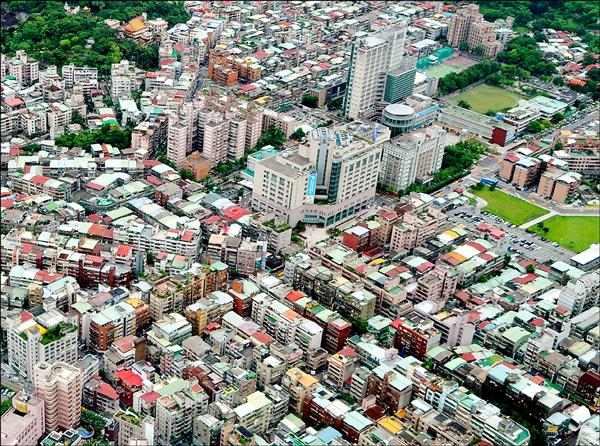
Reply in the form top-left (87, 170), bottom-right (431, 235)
top-left (471, 188), bottom-right (549, 226)
top-left (448, 84), bottom-right (526, 114)
top-left (424, 54), bottom-right (478, 78)
top-left (526, 215), bottom-right (600, 253)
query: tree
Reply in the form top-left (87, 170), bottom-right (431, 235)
top-left (254, 125), bottom-right (286, 150)
top-left (473, 46), bottom-right (484, 56)
top-left (326, 97), bottom-right (343, 110)
top-left (301, 95), bottom-right (318, 108)
top-left (179, 168), bottom-right (194, 180)
top-left (459, 41), bottom-right (470, 52)
top-left (146, 252), bottom-right (155, 266)
top-left (290, 127), bottom-right (306, 141)
top-left (71, 109), bottom-right (87, 128)
top-left (543, 227), bottom-right (550, 233)
top-left (457, 100), bottom-right (471, 110)
top-left (526, 264), bottom-right (536, 273)
top-left (552, 76), bottom-right (565, 86)
top-left (526, 120), bottom-right (544, 134)
top-left (551, 112), bottom-right (565, 124)
top-left (587, 67), bottom-right (600, 81)
top-left (348, 317), bottom-right (369, 335)
top-left (554, 141), bottom-right (563, 151)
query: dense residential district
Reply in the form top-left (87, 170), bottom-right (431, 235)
top-left (1, 1), bottom-right (599, 446)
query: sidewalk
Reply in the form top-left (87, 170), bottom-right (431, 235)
top-left (520, 210), bottom-right (556, 230)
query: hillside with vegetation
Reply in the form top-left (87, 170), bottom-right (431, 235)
top-left (0, 1), bottom-right (189, 74)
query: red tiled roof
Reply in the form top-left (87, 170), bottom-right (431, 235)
top-left (205, 322), bottom-right (220, 331)
top-left (4, 98), bottom-right (24, 107)
top-left (114, 335), bottom-right (137, 352)
top-left (468, 241), bottom-right (488, 252)
top-left (86, 182), bottom-right (104, 191)
top-left (569, 78), bottom-right (586, 87)
top-left (461, 352), bottom-right (476, 362)
top-left (115, 369), bottom-right (143, 388)
top-left (529, 375), bottom-right (545, 385)
top-left (513, 273), bottom-right (537, 285)
top-left (416, 261), bottom-right (434, 272)
top-left (555, 306), bottom-right (569, 314)
top-left (98, 382), bottom-right (119, 399)
top-left (140, 390), bottom-right (161, 404)
top-left (146, 175), bottom-right (162, 186)
top-left (467, 311), bottom-right (480, 323)
top-left (223, 205), bottom-right (251, 220)
top-left (287, 290), bottom-right (305, 302)
top-left (116, 244), bottom-right (133, 257)
top-left (504, 153), bottom-right (520, 163)
top-left (87, 214), bottom-right (103, 223)
top-left (530, 317), bottom-right (545, 327)
top-left (31, 175), bottom-right (50, 185)
top-left (338, 347), bottom-right (356, 357)
top-left (479, 253), bottom-right (495, 262)
top-left (251, 331), bottom-right (274, 345)
top-left (181, 230), bottom-right (194, 242)
top-left (239, 84), bottom-right (256, 92)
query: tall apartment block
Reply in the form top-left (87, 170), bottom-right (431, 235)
top-left (379, 124), bottom-right (447, 192)
top-left (6, 312), bottom-right (78, 379)
top-left (111, 59), bottom-right (142, 99)
top-left (0, 391), bottom-right (46, 446)
top-left (447, 4), bottom-right (511, 58)
top-left (7, 50), bottom-right (39, 86)
top-left (62, 64), bottom-right (98, 94)
top-left (343, 22), bottom-right (407, 119)
top-left (34, 361), bottom-right (83, 432)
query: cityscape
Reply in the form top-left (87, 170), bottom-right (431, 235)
top-left (1, 1), bottom-right (600, 446)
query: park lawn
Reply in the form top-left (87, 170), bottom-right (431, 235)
top-left (449, 84), bottom-right (526, 114)
top-left (471, 188), bottom-right (549, 225)
top-left (527, 216), bottom-right (600, 253)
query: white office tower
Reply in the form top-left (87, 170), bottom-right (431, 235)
top-left (34, 361), bottom-right (83, 432)
top-left (252, 122), bottom-right (390, 226)
top-left (343, 22), bottom-right (407, 119)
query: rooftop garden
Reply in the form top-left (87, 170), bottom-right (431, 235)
top-left (40, 322), bottom-right (77, 345)
top-left (263, 219), bottom-right (290, 233)
top-left (117, 410), bottom-right (141, 426)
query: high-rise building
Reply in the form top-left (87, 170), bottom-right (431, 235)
top-left (232, 391), bottom-right (273, 435)
top-left (111, 59), bottom-right (141, 99)
top-left (8, 50), bottom-right (39, 86)
top-left (252, 123), bottom-right (390, 227)
top-left (0, 391), bottom-right (45, 446)
top-left (343, 23), bottom-right (406, 119)
top-left (447, 4), bottom-right (508, 58)
top-left (192, 414), bottom-right (223, 446)
top-left (326, 348), bottom-right (357, 390)
top-left (168, 117), bottom-right (192, 168)
top-left (34, 361), bottom-right (83, 432)
top-left (61, 64), bottom-right (98, 93)
top-left (6, 312), bottom-right (78, 379)
top-left (557, 271), bottom-right (599, 316)
top-left (384, 57), bottom-right (417, 104)
top-left (379, 124), bottom-right (446, 192)
top-left (155, 389), bottom-right (208, 446)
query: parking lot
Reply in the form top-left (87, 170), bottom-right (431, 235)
top-left (447, 205), bottom-right (574, 264)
